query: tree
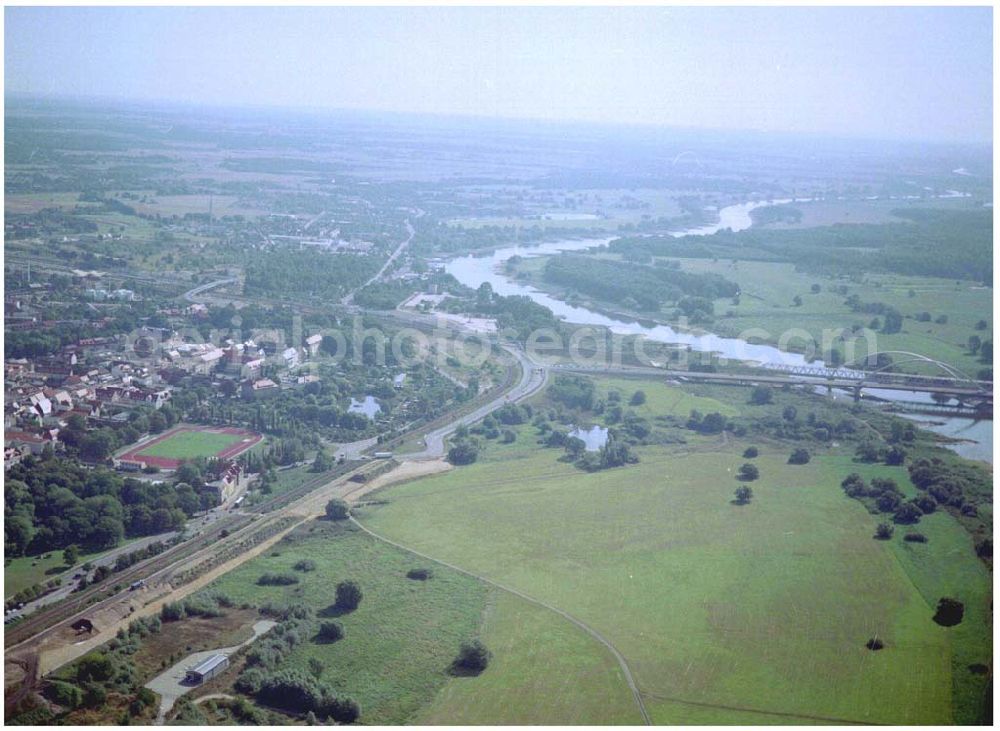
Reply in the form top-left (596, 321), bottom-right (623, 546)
top-left (792, 295), bottom-right (803, 307)
top-left (317, 621), bottom-right (344, 642)
top-left (749, 386), bottom-right (773, 405)
top-left (309, 657), bottom-right (326, 680)
top-left (884, 446), bottom-right (907, 466)
top-left (932, 597), bottom-right (964, 627)
top-left (564, 436), bottom-right (586, 459)
top-left (629, 390), bottom-right (647, 406)
top-left (892, 502), bottom-right (922, 525)
top-left (874, 523), bottom-right (894, 540)
top-left (968, 335), bottom-right (982, 354)
top-left (453, 640), bottom-right (491, 674)
top-left (737, 463), bottom-right (759, 481)
top-left (63, 544), bottom-right (80, 566)
top-left (734, 485), bottom-right (753, 504)
top-left (742, 446), bottom-right (759, 459)
top-left (335, 580), bottom-right (363, 611)
top-left (975, 319), bottom-right (988, 331)
top-left (447, 441), bottom-right (479, 466)
top-left (979, 340), bottom-right (992, 363)
top-left (782, 405), bottom-right (798, 422)
top-left (788, 448), bottom-right (810, 465)
top-left (325, 498), bottom-right (349, 521)
top-left (312, 450), bottom-right (332, 473)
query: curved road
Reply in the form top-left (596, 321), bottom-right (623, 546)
top-left (409, 346), bottom-right (548, 460)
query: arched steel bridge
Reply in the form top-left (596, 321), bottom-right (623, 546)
top-left (762, 351), bottom-right (992, 396)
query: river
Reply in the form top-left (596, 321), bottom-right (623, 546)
top-left (444, 199), bottom-right (992, 463)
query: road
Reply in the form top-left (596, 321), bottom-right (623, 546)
top-left (341, 209), bottom-right (423, 306)
top-left (10, 532), bottom-right (178, 618)
top-left (409, 346), bottom-right (548, 460)
top-left (182, 277), bottom-right (239, 302)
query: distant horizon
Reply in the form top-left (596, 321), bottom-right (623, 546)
top-left (6, 89), bottom-right (993, 152)
top-left (5, 6), bottom-right (992, 145)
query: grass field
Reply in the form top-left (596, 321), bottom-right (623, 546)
top-left (357, 378), bottom-right (991, 724)
top-left (136, 430), bottom-right (244, 460)
top-left (510, 254), bottom-right (991, 374)
top-left (416, 591), bottom-right (642, 725)
top-left (203, 520), bottom-right (641, 724)
top-left (4, 540), bottom-right (139, 600)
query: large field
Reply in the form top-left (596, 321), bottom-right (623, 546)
top-left (205, 520), bottom-right (638, 724)
top-left (356, 377), bottom-right (991, 724)
top-left (118, 425), bottom-right (262, 469)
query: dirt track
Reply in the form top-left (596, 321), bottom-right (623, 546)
top-left (23, 459), bottom-right (449, 678)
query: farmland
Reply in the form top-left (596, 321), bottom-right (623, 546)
top-left (355, 377), bottom-right (991, 724)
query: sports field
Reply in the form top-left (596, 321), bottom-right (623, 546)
top-left (118, 425), bottom-right (262, 469)
top-left (356, 378), bottom-right (991, 724)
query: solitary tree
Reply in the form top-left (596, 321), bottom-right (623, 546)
top-left (742, 446), bottom-right (759, 459)
top-left (453, 640), bottom-right (491, 674)
top-left (734, 486), bottom-right (753, 504)
top-left (788, 448), bottom-right (811, 465)
top-left (63, 544), bottom-right (80, 566)
top-left (325, 498), bottom-right (349, 521)
top-left (335, 580), bottom-right (363, 611)
top-left (317, 621), bottom-right (344, 642)
top-left (737, 463), bottom-right (759, 481)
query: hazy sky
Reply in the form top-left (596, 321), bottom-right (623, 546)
top-left (4, 5), bottom-right (993, 143)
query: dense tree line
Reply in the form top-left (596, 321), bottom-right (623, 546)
top-left (4, 455), bottom-right (195, 556)
top-left (543, 254), bottom-right (738, 311)
top-left (606, 208), bottom-right (992, 284)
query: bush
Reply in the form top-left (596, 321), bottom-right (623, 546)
top-left (788, 448), bottom-right (810, 465)
top-left (892, 502), bottom-right (922, 525)
top-left (841, 473), bottom-right (867, 498)
top-left (335, 580), bottom-right (363, 611)
top-left (904, 532), bottom-right (928, 543)
top-left (46, 680), bottom-right (83, 709)
top-left (932, 597), bottom-right (965, 627)
top-left (452, 640), bottom-right (491, 674)
top-left (320, 696), bottom-right (361, 724)
top-left (975, 538), bottom-right (992, 559)
top-left (742, 446), bottom-right (759, 458)
top-left (406, 568), bottom-right (433, 580)
top-left (749, 386), bottom-right (773, 404)
top-left (737, 463), bottom-right (759, 481)
top-left (884, 446), bottom-right (907, 466)
top-left (317, 621), bottom-right (344, 642)
top-left (76, 652), bottom-right (114, 682)
top-left (733, 485), bottom-right (753, 504)
top-left (447, 441), bottom-right (479, 465)
top-left (325, 499), bottom-right (350, 521)
top-left (874, 523), bottom-right (894, 540)
top-left (294, 559), bottom-right (317, 572)
top-left (160, 601), bottom-right (185, 622)
top-left (630, 390), bottom-right (647, 406)
top-left (258, 573), bottom-right (299, 586)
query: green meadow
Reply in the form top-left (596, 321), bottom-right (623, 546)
top-left (206, 520), bottom-right (635, 724)
top-left (356, 377), bottom-right (990, 724)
